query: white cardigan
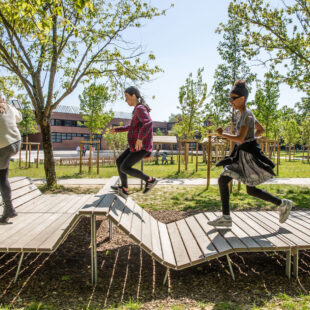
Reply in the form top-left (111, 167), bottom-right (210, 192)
top-left (0, 104), bottom-right (22, 149)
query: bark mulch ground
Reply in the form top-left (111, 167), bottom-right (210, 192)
top-left (0, 210), bottom-right (310, 309)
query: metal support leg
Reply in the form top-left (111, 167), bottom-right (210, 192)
top-left (293, 249), bottom-right (299, 278)
top-left (226, 254), bottom-right (235, 280)
top-left (14, 252), bottom-right (24, 283)
top-left (109, 220), bottom-right (113, 240)
top-left (163, 268), bottom-right (169, 285)
top-left (91, 214), bottom-right (97, 285)
top-left (286, 250), bottom-right (291, 279)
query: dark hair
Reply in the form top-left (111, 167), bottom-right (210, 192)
top-left (125, 86), bottom-right (151, 112)
top-left (230, 79), bottom-right (249, 102)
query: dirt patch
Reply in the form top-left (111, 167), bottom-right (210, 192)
top-left (1, 210), bottom-right (310, 309)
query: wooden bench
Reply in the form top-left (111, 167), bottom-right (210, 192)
top-left (80, 177), bottom-right (310, 285)
top-left (0, 177), bottom-right (96, 282)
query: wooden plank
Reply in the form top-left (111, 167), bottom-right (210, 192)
top-left (66, 194), bottom-right (95, 214)
top-left (209, 212), bottom-right (247, 251)
top-left (288, 212), bottom-right (310, 233)
top-left (44, 194), bottom-right (91, 214)
top-left (150, 216), bottom-right (163, 261)
top-left (196, 213), bottom-right (231, 254)
top-left (140, 208), bottom-right (152, 253)
top-left (216, 212), bottom-right (261, 250)
top-left (5, 213), bottom-right (61, 251)
top-left (97, 176), bottom-right (119, 195)
top-left (19, 194), bottom-right (65, 213)
top-left (108, 197), bottom-right (126, 225)
top-left (230, 212), bottom-right (277, 249)
top-left (13, 189), bottom-right (42, 209)
top-left (234, 212), bottom-right (290, 250)
top-left (0, 213), bottom-right (43, 250)
top-left (78, 195), bottom-right (104, 215)
top-left (0, 194), bottom-right (45, 215)
top-left (10, 178), bottom-right (32, 191)
top-left (176, 219), bottom-right (204, 265)
top-left (167, 222), bottom-right (190, 268)
top-left (31, 213), bottom-right (75, 251)
top-left (158, 222), bottom-right (176, 268)
top-left (118, 198), bottom-right (135, 234)
top-left (246, 211), bottom-right (303, 247)
top-left (130, 202), bottom-right (143, 243)
top-left (263, 211), bottom-right (310, 247)
top-left (185, 215), bottom-right (218, 259)
top-left (11, 183), bottom-right (39, 200)
top-left (91, 193), bottom-right (116, 215)
top-left (291, 211), bottom-right (310, 221)
top-left (31, 194), bottom-right (73, 213)
top-left (8, 177), bottom-right (28, 184)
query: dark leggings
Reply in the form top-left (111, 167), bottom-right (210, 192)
top-left (0, 168), bottom-right (12, 208)
top-left (219, 175), bottom-right (282, 215)
top-left (116, 148), bottom-right (150, 188)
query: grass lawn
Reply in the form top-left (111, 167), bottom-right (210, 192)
top-left (131, 184), bottom-right (310, 212)
top-left (8, 157), bottom-right (310, 179)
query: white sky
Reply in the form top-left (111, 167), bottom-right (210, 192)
top-left (61, 0), bottom-right (305, 122)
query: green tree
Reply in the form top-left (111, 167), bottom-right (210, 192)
top-left (252, 70), bottom-right (280, 138)
top-left (296, 96), bottom-right (310, 118)
top-left (0, 0), bottom-right (167, 186)
top-left (79, 83), bottom-right (113, 172)
top-left (208, 7), bottom-right (256, 132)
top-left (229, 0), bottom-right (310, 94)
top-left (154, 128), bottom-right (163, 136)
top-left (177, 68), bottom-right (207, 139)
top-left (168, 113), bottom-right (182, 122)
top-left (282, 119), bottom-right (300, 161)
top-left (102, 123), bottom-right (128, 161)
top-left (301, 117), bottom-right (310, 163)
top-left (19, 98), bottom-right (39, 138)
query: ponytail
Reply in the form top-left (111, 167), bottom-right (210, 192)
top-left (125, 86), bottom-right (151, 112)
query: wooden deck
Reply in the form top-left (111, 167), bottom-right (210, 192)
top-left (80, 180), bottom-right (310, 283)
top-left (0, 177), bottom-right (93, 253)
top-left (1, 176), bottom-right (309, 285)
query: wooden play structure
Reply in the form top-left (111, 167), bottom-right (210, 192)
top-left (177, 139), bottom-right (200, 172)
top-left (19, 137), bottom-right (40, 169)
top-left (153, 135), bottom-right (177, 165)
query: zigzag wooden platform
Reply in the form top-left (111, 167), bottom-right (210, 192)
top-left (2, 176), bottom-right (308, 286)
top-left (80, 177), bottom-right (310, 284)
top-left (0, 177), bottom-right (94, 282)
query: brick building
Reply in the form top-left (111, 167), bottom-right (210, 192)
top-left (28, 105), bottom-right (174, 150)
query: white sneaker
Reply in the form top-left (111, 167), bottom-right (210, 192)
top-left (279, 199), bottom-right (293, 223)
top-left (208, 215), bottom-right (232, 228)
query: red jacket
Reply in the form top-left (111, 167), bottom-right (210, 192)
top-left (115, 104), bottom-right (153, 154)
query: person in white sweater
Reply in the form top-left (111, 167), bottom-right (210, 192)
top-left (0, 97), bottom-right (22, 223)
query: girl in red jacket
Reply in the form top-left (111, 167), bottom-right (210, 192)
top-left (110, 86), bottom-right (158, 198)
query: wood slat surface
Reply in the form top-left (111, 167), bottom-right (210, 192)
top-left (167, 222), bottom-right (190, 268)
top-left (185, 216), bottom-right (218, 260)
top-left (198, 213), bottom-right (231, 254)
top-left (158, 222), bottom-right (176, 268)
top-left (130, 202), bottom-right (143, 243)
top-left (176, 219), bottom-right (204, 265)
top-left (211, 212), bottom-right (247, 251)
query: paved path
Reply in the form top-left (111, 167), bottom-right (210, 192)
top-left (32, 177), bottom-right (310, 186)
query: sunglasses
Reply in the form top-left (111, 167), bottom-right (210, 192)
top-left (229, 95), bottom-right (242, 102)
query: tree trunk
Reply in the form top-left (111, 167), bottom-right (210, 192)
top-left (307, 143), bottom-right (310, 163)
top-left (289, 144), bottom-right (291, 161)
top-left (302, 144), bottom-right (305, 163)
top-left (40, 120), bottom-right (57, 187)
